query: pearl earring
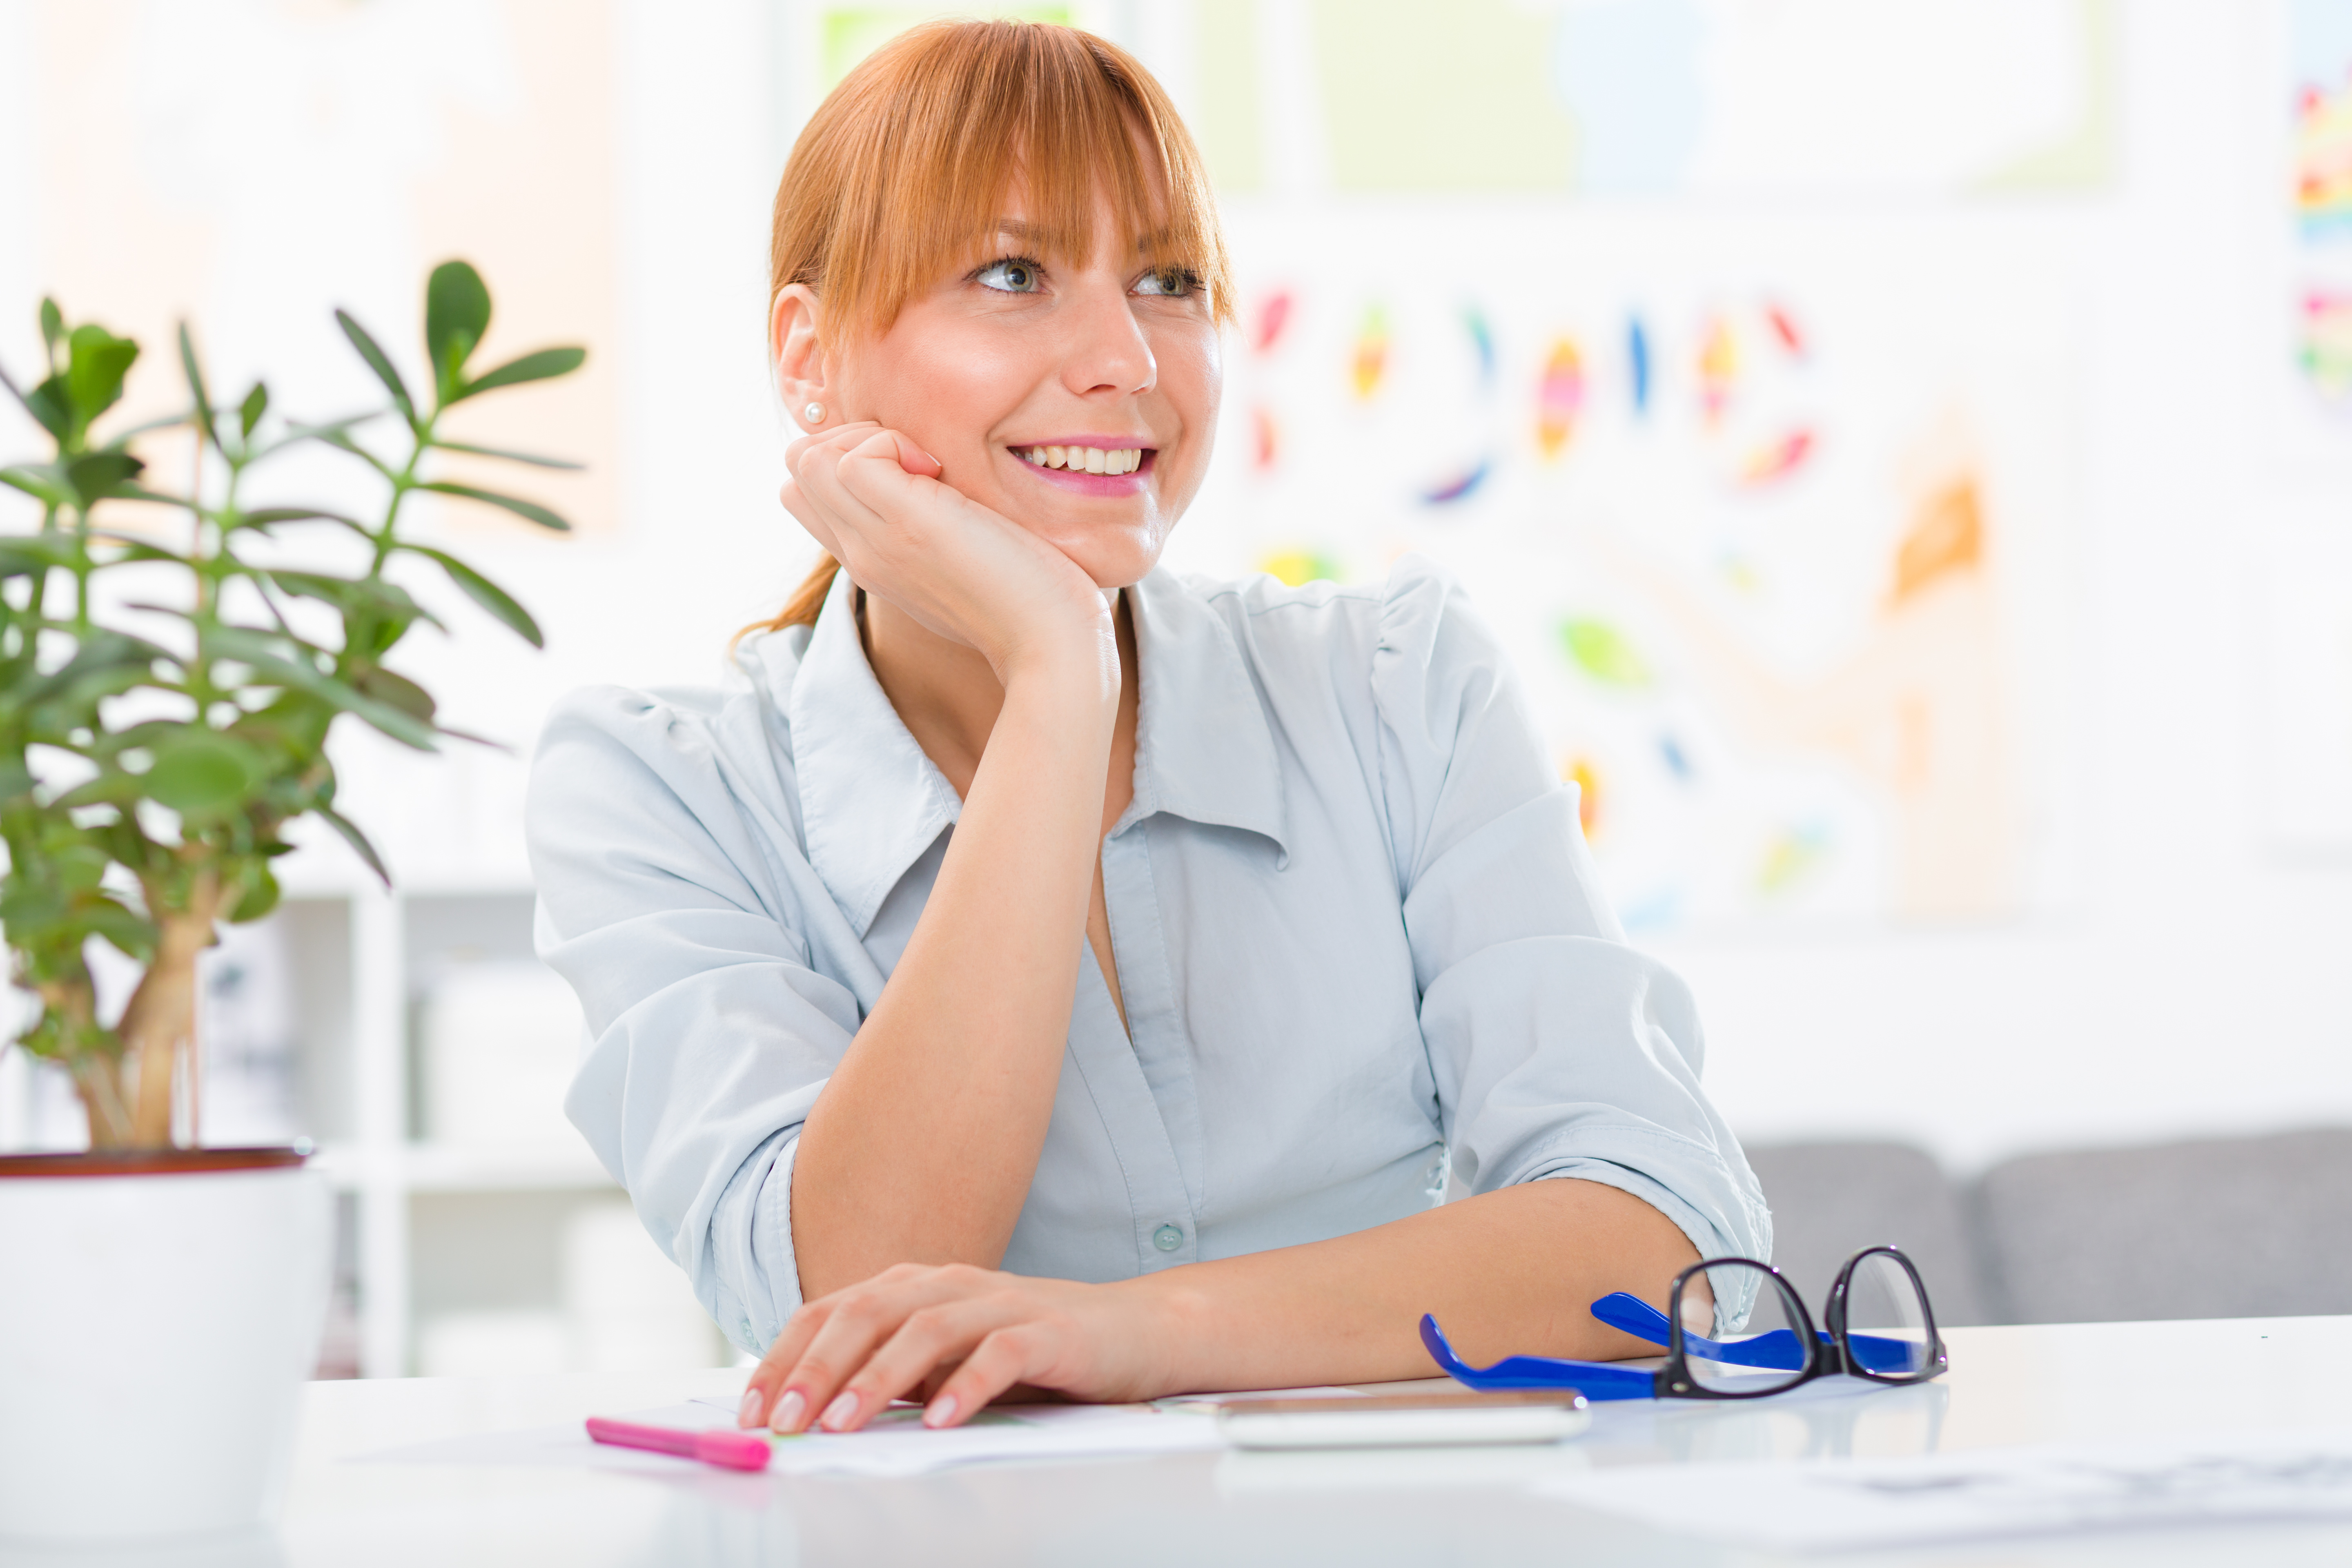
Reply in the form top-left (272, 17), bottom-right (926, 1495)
top-left (803, 402), bottom-right (825, 426)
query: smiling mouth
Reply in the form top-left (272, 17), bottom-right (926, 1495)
top-left (1016, 444), bottom-right (1152, 476)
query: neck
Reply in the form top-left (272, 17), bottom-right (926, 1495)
top-left (862, 584), bottom-right (1135, 797)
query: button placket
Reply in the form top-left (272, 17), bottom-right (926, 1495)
top-left (1061, 941), bottom-right (1198, 1273)
top-left (1098, 824), bottom-right (1205, 1252)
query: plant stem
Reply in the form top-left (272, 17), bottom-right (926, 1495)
top-left (117, 866), bottom-right (223, 1149)
top-left (370, 409), bottom-right (433, 574)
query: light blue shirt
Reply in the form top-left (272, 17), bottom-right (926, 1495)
top-left (528, 559), bottom-right (1771, 1356)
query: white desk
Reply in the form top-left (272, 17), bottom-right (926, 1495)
top-left (197, 1318), bottom-right (2352, 1564)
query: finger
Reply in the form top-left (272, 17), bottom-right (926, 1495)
top-left (776, 478), bottom-right (843, 561)
top-left (782, 422), bottom-right (937, 480)
top-left (767, 1267), bottom-right (990, 1434)
top-left (782, 420), bottom-right (882, 470)
top-left (739, 1262), bottom-right (947, 1428)
top-left (739, 1298), bottom-right (831, 1428)
top-left (829, 435), bottom-right (966, 535)
top-left (822, 1296), bottom-right (1031, 1433)
top-left (925, 1323), bottom-right (1061, 1430)
top-left (787, 440), bottom-right (899, 572)
top-left (882, 428), bottom-right (942, 477)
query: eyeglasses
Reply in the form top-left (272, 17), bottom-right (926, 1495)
top-left (1419, 1245), bottom-right (1949, 1402)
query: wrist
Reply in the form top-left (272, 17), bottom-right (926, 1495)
top-left (994, 614), bottom-right (1120, 708)
top-left (1116, 1270), bottom-right (1216, 1397)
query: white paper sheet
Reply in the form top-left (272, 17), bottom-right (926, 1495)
top-left (665, 1398), bottom-right (1227, 1477)
top-left (1533, 1427), bottom-right (2352, 1551)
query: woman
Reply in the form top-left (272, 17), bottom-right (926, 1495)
top-left (528, 19), bottom-right (1768, 1436)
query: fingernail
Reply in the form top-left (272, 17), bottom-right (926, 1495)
top-left (738, 1386), bottom-right (766, 1428)
top-left (924, 1394), bottom-right (958, 1428)
top-left (769, 1389), bottom-right (806, 1433)
top-left (820, 1392), bottom-right (860, 1432)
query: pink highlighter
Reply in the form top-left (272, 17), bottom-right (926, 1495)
top-left (585, 1416), bottom-right (773, 1472)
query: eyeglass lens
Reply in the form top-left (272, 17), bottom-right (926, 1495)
top-left (1842, 1250), bottom-right (1935, 1379)
top-left (1684, 1262), bottom-right (1810, 1396)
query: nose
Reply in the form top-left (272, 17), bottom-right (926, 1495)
top-left (1060, 279), bottom-right (1157, 401)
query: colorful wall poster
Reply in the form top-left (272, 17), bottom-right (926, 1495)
top-left (1172, 215), bottom-right (2085, 932)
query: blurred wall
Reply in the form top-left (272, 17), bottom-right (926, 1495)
top-left (2, 0), bottom-right (2349, 1175)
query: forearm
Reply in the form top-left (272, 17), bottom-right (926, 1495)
top-left (791, 652), bottom-right (1116, 1296)
top-left (1122, 1178), bottom-right (1706, 1394)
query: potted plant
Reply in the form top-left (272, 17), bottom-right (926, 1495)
top-left (0, 262), bottom-right (580, 1546)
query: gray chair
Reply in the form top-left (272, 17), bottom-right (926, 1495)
top-left (1971, 1127), bottom-right (2352, 1324)
top-left (1744, 1140), bottom-right (1993, 1327)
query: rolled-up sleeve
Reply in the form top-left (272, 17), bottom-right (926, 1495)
top-left (528, 686), bottom-right (857, 1354)
top-left (1369, 561), bottom-right (1773, 1327)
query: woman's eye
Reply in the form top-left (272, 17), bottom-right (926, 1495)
top-left (1133, 267), bottom-right (1200, 298)
top-left (975, 257), bottom-right (1043, 293)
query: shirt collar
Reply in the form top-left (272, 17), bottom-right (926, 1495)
top-left (784, 568), bottom-right (963, 937)
top-left (1123, 568), bottom-right (1289, 863)
top-left (778, 565), bottom-right (1290, 937)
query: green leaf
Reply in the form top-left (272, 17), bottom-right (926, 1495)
top-left (239, 381), bottom-right (268, 440)
top-left (82, 898), bottom-right (158, 963)
top-left (336, 309), bottom-right (415, 424)
top-left (428, 437), bottom-right (583, 470)
top-left (452, 346), bottom-right (585, 401)
top-left (237, 506), bottom-right (365, 531)
top-left (263, 570), bottom-right (442, 633)
top-left (0, 757), bottom-right (33, 798)
top-left (21, 630), bottom-right (164, 716)
top-left (424, 261), bottom-right (492, 404)
top-left (225, 860), bottom-right (281, 923)
top-left (0, 463), bottom-right (72, 508)
top-left (144, 731), bottom-right (267, 817)
top-left (52, 768), bottom-right (149, 810)
top-left (318, 803), bottom-right (390, 885)
top-left (38, 297), bottom-right (64, 361)
top-left (419, 480), bottom-right (570, 532)
top-left (0, 532), bottom-right (88, 573)
top-left (354, 666), bottom-right (435, 725)
top-left (201, 626), bottom-right (438, 750)
top-left (22, 375), bottom-right (70, 442)
top-left (177, 323), bottom-right (215, 450)
top-left (65, 450), bottom-right (145, 508)
top-left (402, 544), bottom-right (544, 647)
top-left (68, 324), bottom-right (140, 430)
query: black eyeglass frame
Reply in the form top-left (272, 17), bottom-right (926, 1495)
top-left (1657, 1244), bottom-right (1950, 1400)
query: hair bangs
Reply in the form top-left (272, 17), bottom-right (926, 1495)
top-left (773, 20), bottom-right (1233, 343)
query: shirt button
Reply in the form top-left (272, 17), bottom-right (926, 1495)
top-left (1152, 1223), bottom-right (1185, 1252)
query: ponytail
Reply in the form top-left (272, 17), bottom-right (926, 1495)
top-left (735, 554), bottom-right (840, 649)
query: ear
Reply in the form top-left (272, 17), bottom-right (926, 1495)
top-left (771, 283), bottom-right (831, 432)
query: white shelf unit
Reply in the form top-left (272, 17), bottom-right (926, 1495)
top-left (244, 879), bottom-right (681, 1379)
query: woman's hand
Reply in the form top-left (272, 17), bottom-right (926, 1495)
top-left (737, 1263), bottom-right (1176, 1433)
top-left (781, 422), bottom-right (1114, 683)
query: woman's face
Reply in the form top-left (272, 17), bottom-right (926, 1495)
top-left (811, 183), bottom-right (1222, 590)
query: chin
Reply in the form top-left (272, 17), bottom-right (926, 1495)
top-left (1046, 525), bottom-right (1170, 592)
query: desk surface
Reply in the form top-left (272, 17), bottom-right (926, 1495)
top-left (258, 1316), bottom-right (2352, 1567)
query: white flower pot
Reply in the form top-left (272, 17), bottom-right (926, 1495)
top-left (0, 1149), bottom-right (331, 1546)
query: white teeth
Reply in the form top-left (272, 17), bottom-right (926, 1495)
top-left (1021, 446), bottom-right (1145, 473)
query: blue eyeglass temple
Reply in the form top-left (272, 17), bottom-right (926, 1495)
top-left (1419, 1293), bottom-right (1924, 1400)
